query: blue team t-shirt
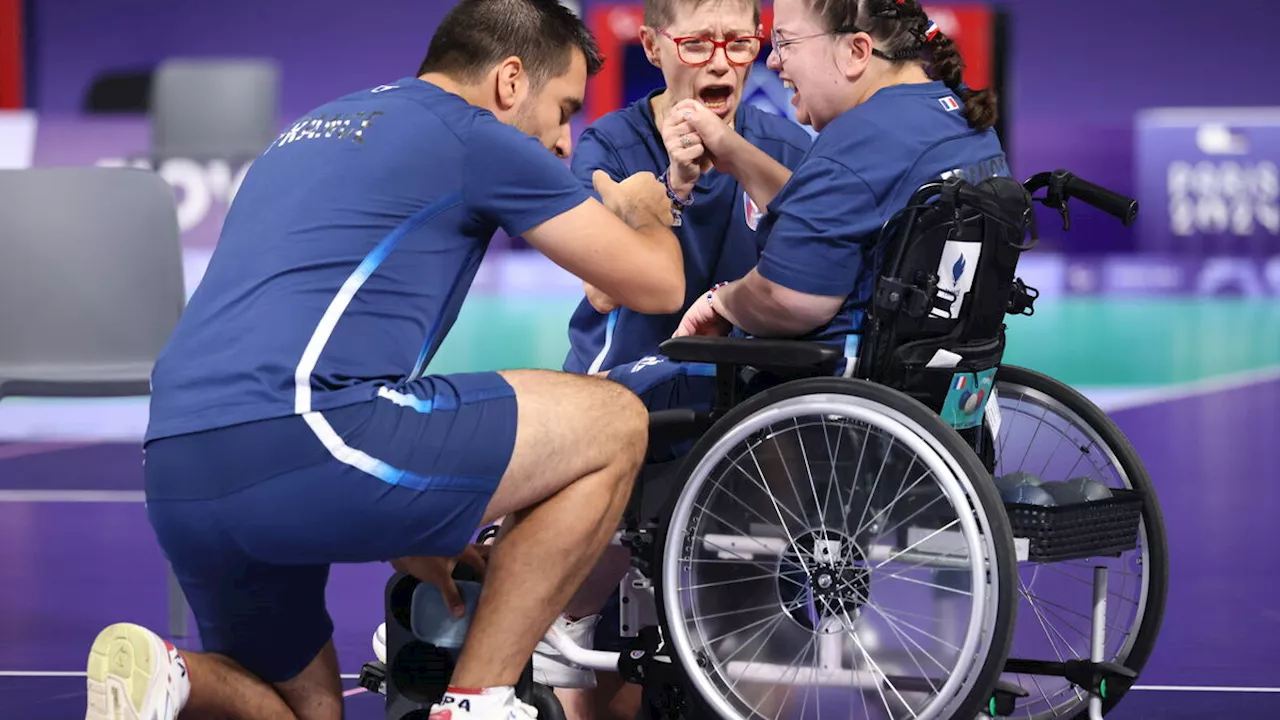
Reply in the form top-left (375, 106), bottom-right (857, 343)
top-left (563, 91), bottom-right (812, 375)
top-left (145, 78), bottom-right (590, 442)
top-left (755, 80), bottom-right (1010, 370)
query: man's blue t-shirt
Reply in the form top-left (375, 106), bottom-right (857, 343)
top-left (145, 78), bottom-right (590, 442)
top-left (755, 80), bottom-right (1011, 371)
top-left (563, 91), bottom-right (812, 375)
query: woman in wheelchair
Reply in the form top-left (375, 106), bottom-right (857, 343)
top-left (558, 0), bottom-right (1013, 711)
top-left (566, 34), bottom-right (1013, 686)
top-left (385, 2), bottom-right (1166, 719)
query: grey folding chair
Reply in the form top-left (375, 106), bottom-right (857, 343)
top-left (0, 166), bottom-right (192, 636)
top-left (150, 57), bottom-right (280, 163)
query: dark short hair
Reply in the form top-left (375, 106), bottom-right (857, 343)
top-left (418, 0), bottom-right (605, 88)
top-left (643, 0), bottom-right (761, 30)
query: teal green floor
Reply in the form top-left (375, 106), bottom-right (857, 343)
top-left (428, 297), bottom-right (1280, 388)
top-left (2, 297), bottom-right (1278, 441)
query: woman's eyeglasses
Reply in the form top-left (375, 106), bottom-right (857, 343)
top-left (661, 30), bottom-right (764, 66)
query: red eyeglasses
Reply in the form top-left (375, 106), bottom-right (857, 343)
top-left (661, 29), bottom-right (764, 66)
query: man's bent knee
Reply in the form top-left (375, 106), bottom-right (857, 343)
top-left (605, 380), bottom-right (649, 472)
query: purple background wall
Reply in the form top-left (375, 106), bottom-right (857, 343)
top-left (26, 0), bottom-right (453, 116)
top-left (22, 0), bottom-right (1280, 254)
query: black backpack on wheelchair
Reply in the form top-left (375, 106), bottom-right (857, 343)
top-left (853, 175), bottom-right (1041, 463)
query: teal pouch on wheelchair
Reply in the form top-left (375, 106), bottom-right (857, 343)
top-left (939, 367), bottom-right (997, 429)
top-left (878, 330), bottom-right (1005, 429)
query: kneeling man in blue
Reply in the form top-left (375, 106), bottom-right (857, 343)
top-left (83, 2), bottom-right (689, 720)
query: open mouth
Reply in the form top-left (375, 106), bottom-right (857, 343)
top-left (781, 79), bottom-right (800, 107)
top-left (698, 85), bottom-right (735, 115)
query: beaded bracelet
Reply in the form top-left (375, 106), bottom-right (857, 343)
top-left (657, 169), bottom-right (694, 227)
top-left (706, 281), bottom-right (729, 309)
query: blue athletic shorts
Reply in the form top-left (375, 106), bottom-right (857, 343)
top-left (143, 371), bottom-right (518, 683)
top-left (605, 355), bottom-right (717, 413)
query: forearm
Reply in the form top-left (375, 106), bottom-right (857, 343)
top-left (714, 133), bottom-right (794, 210)
top-left (712, 274), bottom-right (822, 337)
top-left (614, 217), bottom-right (685, 314)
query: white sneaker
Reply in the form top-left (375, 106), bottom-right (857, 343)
top-left (374, 622), bottom-right (387, 664)
top-left (86, 623), bottom-right (190, 720)
top-left (428, 686), bottom-right (539, 720)
top-left (532, 613), bottom-right (600, 689)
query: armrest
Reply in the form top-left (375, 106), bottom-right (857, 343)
top-left (658, 336), bottom-right (842, 376)
top-left (648, 408), bottom-right (700, 430)
top-left (648, 408), bottom-right (713, 449)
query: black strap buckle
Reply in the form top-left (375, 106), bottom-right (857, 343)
top-left (1006, 277), bottom-right (1039, 316)
top-left (876, 274), bottom-right (939, 319)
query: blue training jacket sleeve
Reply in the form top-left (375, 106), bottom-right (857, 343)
top-left (569, 128), bottom-right (630, 202)
top-left (756, 157), bottom-right (879, 298)
top-left (464, 119), bottom-right (591, 237)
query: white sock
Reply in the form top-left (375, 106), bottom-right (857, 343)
top-left (435, 685), bottom-right (516, 715)
top-left (162, 638), bottom-right (191, 713)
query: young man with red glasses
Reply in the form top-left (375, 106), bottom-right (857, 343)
top-left (546, 1), bottom-right (811, 718)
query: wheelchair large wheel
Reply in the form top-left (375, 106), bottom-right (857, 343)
top-left (656, 377), bottom-right (1018, 720)
top-left (988, 365), bottom-right (1168, 719)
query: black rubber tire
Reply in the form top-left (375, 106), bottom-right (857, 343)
top-left (654, 376), bottom-right (1019, 720)
top-left (526, 682), bottom-right (568, 720)
top-left (994, 365), bottom-right (1169, 719)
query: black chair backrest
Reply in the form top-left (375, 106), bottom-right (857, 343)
top-left (857, 176), bottom-right (1036, 420)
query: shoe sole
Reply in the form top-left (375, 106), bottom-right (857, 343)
top-left (85, 623), bottom-right (168, 720)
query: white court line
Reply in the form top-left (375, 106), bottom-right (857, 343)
top-left (1133, 685), bottom-right (1280, 693)
top-left (1100, 363), bottom-right (1280, 414)
top-left (0, 490), bottom-right (144, 503)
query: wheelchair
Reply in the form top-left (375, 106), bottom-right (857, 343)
top-left (365, 169), bottom-right (1167, 720)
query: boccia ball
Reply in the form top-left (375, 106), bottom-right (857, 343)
top-left (1065, 476), bottom-right (1113, 501)
top-left (1041, 480), bottom-right (1087, 506)
top-left (994, 471), bottom-right (1043, 495)
top-left (997, 472), bottom-right (1056, 506)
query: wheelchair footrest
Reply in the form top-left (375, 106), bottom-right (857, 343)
top-left (985, 679), bottom-right (1030, 717)
top-left (359, 661), bottom-right (387, 696)
top-left (618, 626), bottom-right (673, 686)
top-left (1004, 488), bottom-right (1144, 562)
top-left (1064, 659), bottom-right (1138, 700)
top-left (1004, 658), bottom-right (1137, 699)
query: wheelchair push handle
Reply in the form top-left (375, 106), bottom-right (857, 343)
top-left (1063, 174), bottom-right (1139, 225)
top-left (1025, 170), bottom-right (1139, 227)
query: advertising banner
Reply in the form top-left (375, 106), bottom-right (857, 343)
top-left (1135, 107), bottom-right (1280, 258)
top-left (1064, 255), bottom-right (1280, 297)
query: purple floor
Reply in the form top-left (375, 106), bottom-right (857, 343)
top-left (3, 377), bottom-right (1279, 718)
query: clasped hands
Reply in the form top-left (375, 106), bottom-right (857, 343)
top-left (585, 100), bottom-right (731, 331)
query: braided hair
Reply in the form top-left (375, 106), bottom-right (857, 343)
top-left (804, 0), bottom-right (998, 131)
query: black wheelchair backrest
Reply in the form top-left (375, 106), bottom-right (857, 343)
top-left (857, 175), bottom-right (1038, 419)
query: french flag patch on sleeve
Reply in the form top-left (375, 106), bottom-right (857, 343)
top-left (939, 96), bottom-right (960, 112)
